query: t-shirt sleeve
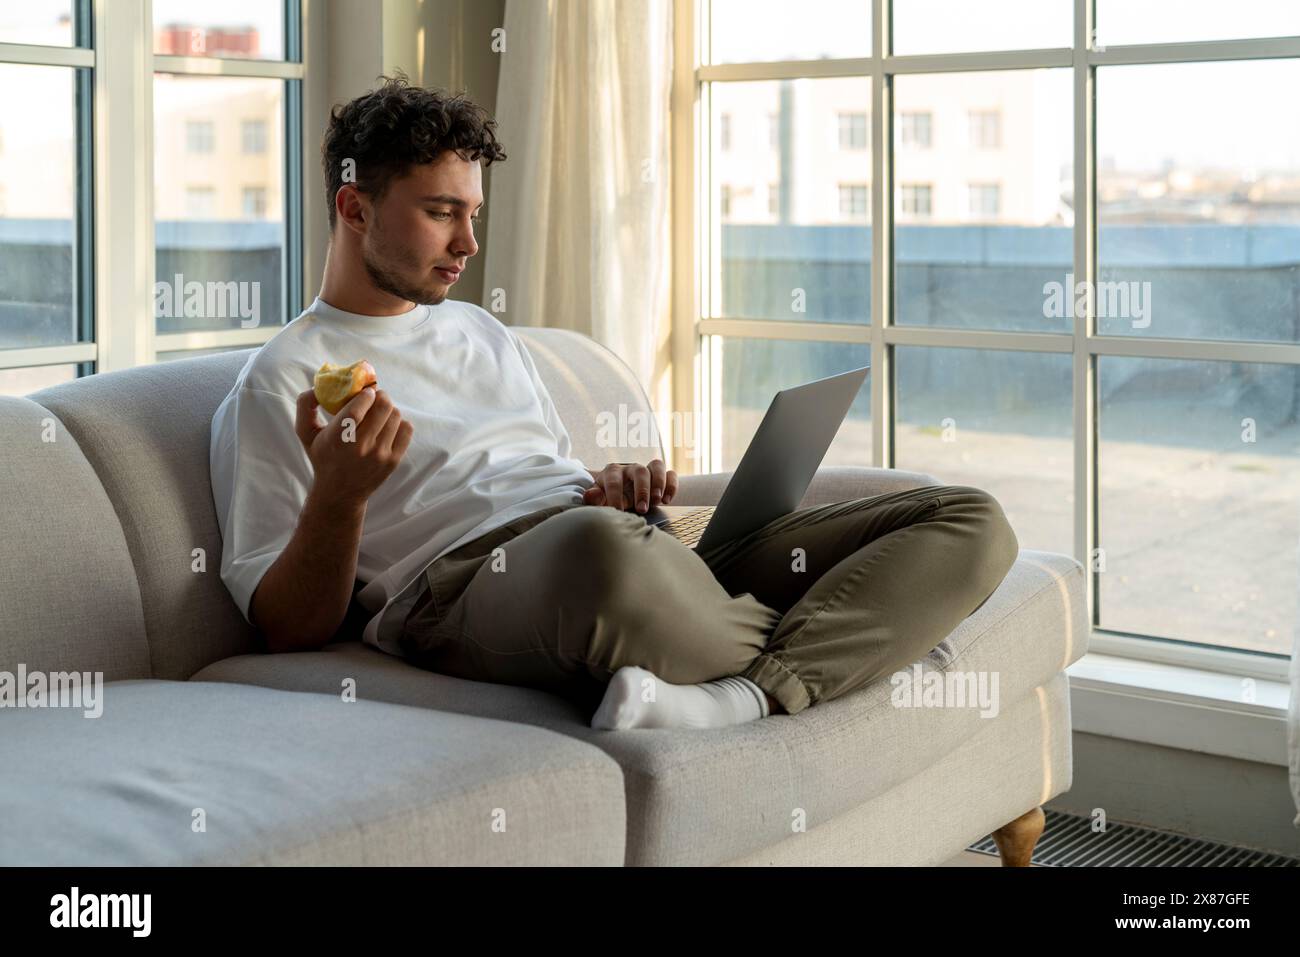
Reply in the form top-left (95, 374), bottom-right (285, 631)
top-left (508, 330), bottom-right (584, 468)
top-left (209, 386), bottom-right (315, 625)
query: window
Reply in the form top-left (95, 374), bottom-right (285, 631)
top-left (899, 111), bottom-right (932, 149)
top-left (185, 119), bottom-right (214, 154)
top-left (838, 184), bottom-right (868, 220)
top-left (967, 182), bottom-right (1001, 219)
top-left (899, 184), bottom-right (932, 218)
top-left (969, 109), bottom-right (1001, 149)
top-left (685, 0), bottom-right (1300, 666)
top-left (0, 9), bottom-right (93, 392)
top-left (185, 186), bottom-right (216, 218)
top-left (0, 0), bottom-right (307, 395)
top-left (241, 118), bottom-right (267, 154)
top-left (153, 1), bottom-right (303, 342)
top-left (242, 186), bottom-right (268, 219)
top-left (708, 76), bottom-right (872, 323)
top-left (838, 112), bottom-right (868, 150)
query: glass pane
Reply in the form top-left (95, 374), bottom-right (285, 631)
top-left (153, 0), bottom-right (285, 60)
top-left (1098, 61), bottom-right (1300, 343)
top-left (893, 0), bottom-right (1070, 55)
top-left (0, 363), bottom-right (81, 397)
top-left (156, 345), bottom-right (254, 362)
top-left (715, 337), bottom-right (872, 471)
top-left (895, 347), bottom-right (1072, 555)
top-left (894, 69), bottom-right (1073, 333)
top-left (710, 0), bottom-right (869, 64)
top-left (710, 77), bottom-right (871, 323)
top-left (1099, 358), bottom-right (1300, 655)
top-left (154, 75), bottom-right (284, 334)
top-left (0, 65), bottom-right (81, 350)
top-left (0, 1), bottom-right (74, 47)
top-left (1097, 0), bottom-right (1300, 47)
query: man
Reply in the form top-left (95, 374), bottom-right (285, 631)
top-left (211, 76), bottom-right (1020, 732)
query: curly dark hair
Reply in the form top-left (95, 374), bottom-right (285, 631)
top-left (321, 73), bottom-right (507, 231)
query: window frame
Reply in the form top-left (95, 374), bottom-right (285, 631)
top-left (0, 0), bottom-right (319, 380)
top-left (673, 0), bottom-right (1300, 681)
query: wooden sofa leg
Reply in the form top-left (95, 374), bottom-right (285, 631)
top-left (991, 806), bottom-right (1045, 867)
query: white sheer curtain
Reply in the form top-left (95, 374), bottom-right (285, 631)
top-left (482, 0), bottom-right (674, 407)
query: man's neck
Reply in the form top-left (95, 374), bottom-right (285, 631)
top-left (318, 243), bottom-right (417, 317)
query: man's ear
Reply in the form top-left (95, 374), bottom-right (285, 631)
top-left (335, 184), bottom-right (370, 236)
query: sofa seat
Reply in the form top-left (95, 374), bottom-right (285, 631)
top-left (0, 680), bottom-right (625, 866)
top-left (192, 548), bottom-right (1085, 865)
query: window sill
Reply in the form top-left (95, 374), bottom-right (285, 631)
top-left (1066, 652), bottom-right (1292, 768)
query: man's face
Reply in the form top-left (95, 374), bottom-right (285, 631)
top-left (360, 151), bottom-right (483, 306)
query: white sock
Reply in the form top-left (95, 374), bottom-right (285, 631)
top-left (591, 665), bottom-right (771, 731)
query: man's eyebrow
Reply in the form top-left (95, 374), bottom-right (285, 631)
top-left (419, 194), bottom-right (485, 211)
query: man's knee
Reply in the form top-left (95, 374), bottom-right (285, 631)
top-left (940, 485), bottom-right (1020, 574)
top-left (534, 506), bottom-right (647, 603)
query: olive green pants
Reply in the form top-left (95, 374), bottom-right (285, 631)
top-left (396, 484), bottom-right (1019, 716)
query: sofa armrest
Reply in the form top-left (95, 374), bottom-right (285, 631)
top-left (672, 465), bottom-right (942, 508)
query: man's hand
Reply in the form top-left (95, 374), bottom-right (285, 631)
top-left (583, 459), bottom-right (677, 513)
top-left (295, 386), bottom-right (414, 510)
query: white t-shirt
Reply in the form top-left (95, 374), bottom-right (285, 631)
top-left (209, 295), bottom-right (595, 657)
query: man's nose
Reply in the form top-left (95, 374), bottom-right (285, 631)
top-left (453, 217), bottom-right (479, 258)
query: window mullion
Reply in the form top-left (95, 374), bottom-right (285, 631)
top-left (1073, 0), bottom-right (1098, 623)
top-left (871, 0), bottom-right (891, 469)
top-left (93, 0), bottom-right (155, 372)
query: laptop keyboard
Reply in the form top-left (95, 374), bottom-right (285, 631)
top-left (656, 507), bottom-right (715, 547)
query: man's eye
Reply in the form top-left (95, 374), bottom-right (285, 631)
top-left (428, 210), bottom-right (452, 220)
top-left (471, 215), bottom-right (483, 225)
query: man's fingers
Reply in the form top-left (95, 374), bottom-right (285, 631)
top-left (294, 389), bottom-right (321, 451)
top-left (392, 418), bottom-right (415, 458)
top-left (602, 468), bottom-right (625, 511)
top-left (648, 459), bottom-right (667, 505)
top-left (376, 404), bottom-right (403, 453)
top-left (662, 468), bottom-right (678, 504)
top-left (336, 385), bottom-right (378, 427)
top-left (632, 463), bottom-right (651, 512)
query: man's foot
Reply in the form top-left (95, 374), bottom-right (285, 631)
top-left (590, 665), bottom-right (770, 730)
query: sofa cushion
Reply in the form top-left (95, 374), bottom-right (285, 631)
top-left (0, 396), bottom-right (150, 679)
top-left (29, 352), bottom-right (264, 680)
top-left (192, 549), bottom-right (1086, 865)
top-left (0, 679), bottom-right (625, 865)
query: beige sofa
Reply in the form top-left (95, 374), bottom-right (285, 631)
top-left (0, 327), bottom-right (1087, 865)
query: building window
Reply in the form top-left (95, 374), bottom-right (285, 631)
top-left (838, 183), bottom-right (869, 219)
top-left (767, 182), bottom-right (780, 217)
top-left (768, 112), bottom-right (779, 150)
top-left (838, 112), bottom-right (868, 150)
top-left (185, 119), bottom-right (214, 154)
top-left (242, 186), bottom-right (268, 218)
top-left (719, 183), bottom-right (732, 218)
top-left (899, 183), bottom-right (932, 217)
top-left (241, 118), bottom-right (267, 154)
top-left (969, 109), bottom-right (1001, 149)
top-left (719, 112), bottom-right (731, 151)
top-left (899, 111), bottom-right (932, 148)
top-left (185, 186), bottom-right (216, 218)
top-left (967, 182), bottom-right (1001, 218)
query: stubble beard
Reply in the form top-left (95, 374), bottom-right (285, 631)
top-left (362, 220), bottom-right (447, 307)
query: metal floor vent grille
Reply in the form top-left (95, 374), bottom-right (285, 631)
top-left (967, 809), bottom-right (1300, 867)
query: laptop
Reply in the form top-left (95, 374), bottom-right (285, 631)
top-left (641, 364), bottom-right (870, 553)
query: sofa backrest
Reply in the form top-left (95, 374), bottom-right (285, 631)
top-left (0, 396), bottom-right (152, 680)
top-left (3, 324), bottom-right (660, 680)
